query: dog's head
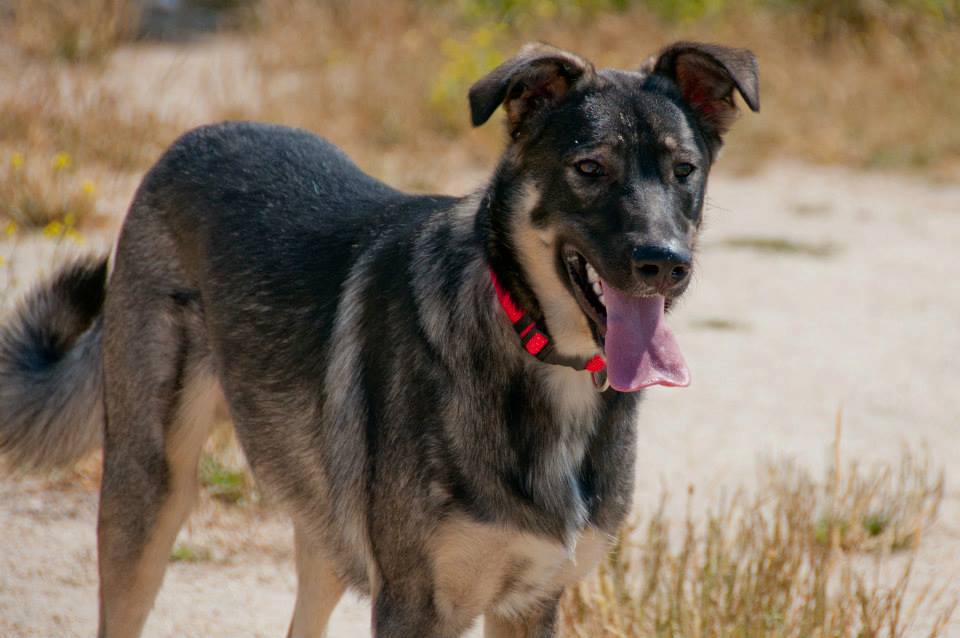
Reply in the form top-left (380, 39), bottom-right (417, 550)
top-left (472, 42), bottom-right (758, 391)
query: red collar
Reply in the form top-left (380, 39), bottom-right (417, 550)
top-left (489, 267), bottom-right (606, 379)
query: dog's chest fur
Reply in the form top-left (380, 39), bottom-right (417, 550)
top-left (429, 516), bottom-right (611, 624)
top-left (427, 367), bottom-right (609, 624)
top-left (531, 366), bottom-right (603, 517)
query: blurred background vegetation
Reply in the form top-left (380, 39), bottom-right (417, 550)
top-left (0, 0), bottom-right (957, 235)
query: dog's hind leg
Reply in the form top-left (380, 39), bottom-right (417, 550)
top-left (96, 266), bottom-right (221, 637)
top-left (286, 520), bottom-right (346, 638)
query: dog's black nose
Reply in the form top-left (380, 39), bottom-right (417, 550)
top-left (631, 245), bottom-right (691, 290)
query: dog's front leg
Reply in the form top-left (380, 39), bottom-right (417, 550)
top-left (483, 594), bottom-right (562, 638)
top-left (372, 582), bottom-right (453, 638)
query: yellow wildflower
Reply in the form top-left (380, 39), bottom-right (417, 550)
top-left (4, 221), bottom-right (16, 236)
top-left (10, 152), bottom-right (25, 170)
top-left (43, 220), bottom-right (65, 237)
top-left (64, 212), bottom-right (76, 228)
top-left (81, 179), bottom-right (96, 196)
top-left (0, 255), bottom-right (4, 266)
top-left (52, 152), bottom-right (72, 171)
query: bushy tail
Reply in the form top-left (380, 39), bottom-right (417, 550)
top-left (0, 256), bottom-right (108, 473)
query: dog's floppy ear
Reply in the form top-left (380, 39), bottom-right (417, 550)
top-left (645, 41), bottom-right (759, 138)
top-left (469, 43), bottom-right (595, 136)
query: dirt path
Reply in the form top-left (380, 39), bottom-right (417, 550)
top-left (2, 164), bottom-right (958, 636)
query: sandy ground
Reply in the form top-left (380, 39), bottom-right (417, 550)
top-left (1, 161), bottom-right (957, 637)
top-left (1, 37), bottom-right (959, 638)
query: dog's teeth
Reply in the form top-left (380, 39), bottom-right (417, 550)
top-left (586, 263), bottom-right (599, 283)
top-left (591, 281), bottom-right (602, 298)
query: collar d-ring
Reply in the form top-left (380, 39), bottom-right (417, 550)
top-left (591, 368), bottom-right (610, 392)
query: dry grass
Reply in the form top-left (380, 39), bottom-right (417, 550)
top-left (235, 0), bottom-right (503, 190)
top-left (0, 151), bottom-right (99, 231)
top-left (559, 420), bottom-right (954, 637)
top-left (1, 0), bottom-right (957, 205)
top-left (0, 59), bottom-right (176, 173)
top-left (233, 0), bottom-right (960, 184)
top-left (3, 0), bottom-right (138, 63)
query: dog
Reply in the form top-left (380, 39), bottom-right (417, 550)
top-left (0, 41), bottom-right (757, 637)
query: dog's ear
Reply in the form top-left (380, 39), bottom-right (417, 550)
top-left (469, 43), bottom-right (595, 136)
top-left (645, 41), bottom-right (759, 138)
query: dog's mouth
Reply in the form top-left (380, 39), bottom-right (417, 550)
top-left (563, 246), bottom-right (608, 339)
top-left (561, 244), bottom-right (690, 392)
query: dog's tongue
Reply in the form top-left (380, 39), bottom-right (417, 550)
top-left (601, 282), bottom-right (690, 392)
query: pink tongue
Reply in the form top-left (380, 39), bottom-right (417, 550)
top-left (601, 280), bottom-right (690, 392)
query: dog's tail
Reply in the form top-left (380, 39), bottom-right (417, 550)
top-left (0, 255), bottom-right (108, 473)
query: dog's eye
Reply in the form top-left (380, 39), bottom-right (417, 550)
top-left (673, 162), bottom-right (696, 180)
top-left (574, 159), bottom-right (605, 177)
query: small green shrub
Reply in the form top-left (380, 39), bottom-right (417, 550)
top-left (429, 24), bottom-right (509, 133)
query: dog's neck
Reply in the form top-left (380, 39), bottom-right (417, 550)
top-left (475, 161), bottom-right (546, 326)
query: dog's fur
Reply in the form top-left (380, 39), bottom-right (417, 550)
top-left (0, 42), bottom-right (757, 637)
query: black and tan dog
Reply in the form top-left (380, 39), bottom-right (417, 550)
top-left (0, 41), bottom-right (757, 637)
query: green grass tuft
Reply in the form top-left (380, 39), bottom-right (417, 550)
top-left (690, 318), bottom-right (748, 331)
top-left (199, 454), bottom-right (250, 505)
top-left (717, 235), bottom-right (839, 258)
top-left (169, 543), bottom-right (212, 563)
